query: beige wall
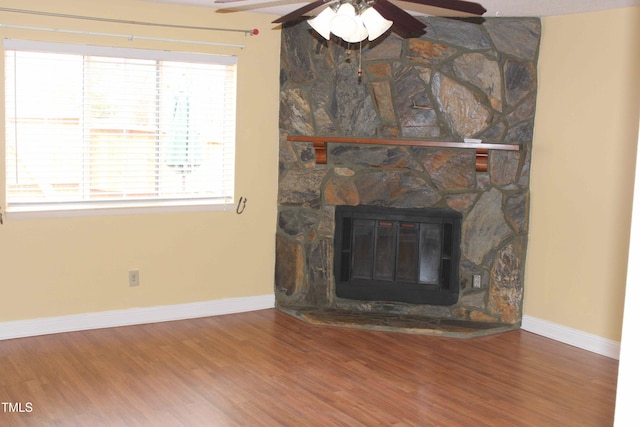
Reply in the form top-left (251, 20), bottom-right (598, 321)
top-left (0, 0), bottom-right (281, 321)
top-left (526, 7), bottom-right (640, 341)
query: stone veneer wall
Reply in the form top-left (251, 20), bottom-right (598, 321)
top-left (275, 17), bottom-right (540, 324)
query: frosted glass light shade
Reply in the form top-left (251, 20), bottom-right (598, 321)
top-left (308, 7), bottom-right (336, 40)
top-left (341, 15), bottom-right (368, 43)
top-left (330, 3), bottom-right (360, 41)
top-left (361, 7), bottom-right (393, 41)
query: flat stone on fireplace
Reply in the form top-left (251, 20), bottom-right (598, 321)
top-left (279, 306), bottom-right (518, 338)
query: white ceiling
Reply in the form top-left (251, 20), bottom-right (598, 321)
top-left (149, 0), bottom-right (640, 18)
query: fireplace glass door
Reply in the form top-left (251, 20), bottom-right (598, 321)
top-left (335, 206), bottom-right (461, 305)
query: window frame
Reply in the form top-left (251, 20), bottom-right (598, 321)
top-left (2, 39), bottom-right (238, 219)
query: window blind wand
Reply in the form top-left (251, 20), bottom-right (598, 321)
top-left (236, 197), bottom-right (247, 214)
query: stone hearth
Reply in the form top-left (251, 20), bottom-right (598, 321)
top-left (280, 306), bottom-right (519, 338)
top-left (275, 16), bottom-right (540, 336)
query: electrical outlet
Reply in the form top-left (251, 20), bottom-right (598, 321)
top-left (472, 274), bottom-right (482, 289)
top-left (129, 270), bottom-right (140, 287)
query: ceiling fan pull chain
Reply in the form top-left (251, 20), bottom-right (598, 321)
top-left (358, 41), bottom-right (363, 79)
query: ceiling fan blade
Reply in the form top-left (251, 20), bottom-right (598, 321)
top-left (272, 0), bottom-right (331, 24)
top-left (373, 0), bottom-right (426, 37)
top-left (216, 0), bottom-right (308, 13)
top-left (397, 0), bottom-right (486, 15)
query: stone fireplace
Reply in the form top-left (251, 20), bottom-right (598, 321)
top-left (275, 16), bottom-right (540, 335)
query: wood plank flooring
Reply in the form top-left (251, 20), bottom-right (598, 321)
top-left (0, 309), bottom-right (619, 426)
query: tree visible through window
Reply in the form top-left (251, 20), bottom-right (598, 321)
top-left (4, 40), bottom-right (237, 213)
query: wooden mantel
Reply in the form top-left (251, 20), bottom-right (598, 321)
top-left (286, 136), bottom-right (520, 172)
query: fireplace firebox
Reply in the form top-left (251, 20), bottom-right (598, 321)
top-left (334, 205), bottom-right (462, 305)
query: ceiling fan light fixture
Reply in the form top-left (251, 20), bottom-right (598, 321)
top-left (307, 7), bottom-right (336, 40)
top-left (360, 7), bottom-right (393, 41)
top-left (307, 0), bottom-right (394, 44)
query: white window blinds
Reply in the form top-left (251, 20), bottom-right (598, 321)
top-left (4, 40), bottom-right (237, 214)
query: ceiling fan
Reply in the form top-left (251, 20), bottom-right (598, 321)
top-left (215, 0), bottom-right (486, 42)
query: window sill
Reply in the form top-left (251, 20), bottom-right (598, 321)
top-left (5, 199), bottom-right (235, 220)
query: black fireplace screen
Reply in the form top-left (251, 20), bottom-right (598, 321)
top-left (334, 205), bottom-right (461, 305)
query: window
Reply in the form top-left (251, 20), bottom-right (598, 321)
top-left (4, 40), bottom-right (237, 215)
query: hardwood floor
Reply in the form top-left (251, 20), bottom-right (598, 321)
top-left (0, 309), bottom-right (618, 426)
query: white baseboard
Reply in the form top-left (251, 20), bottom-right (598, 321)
top-left (521, 315), bottom-right (620, 360)
top-left (0, 294), bottom-right (275, 341)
